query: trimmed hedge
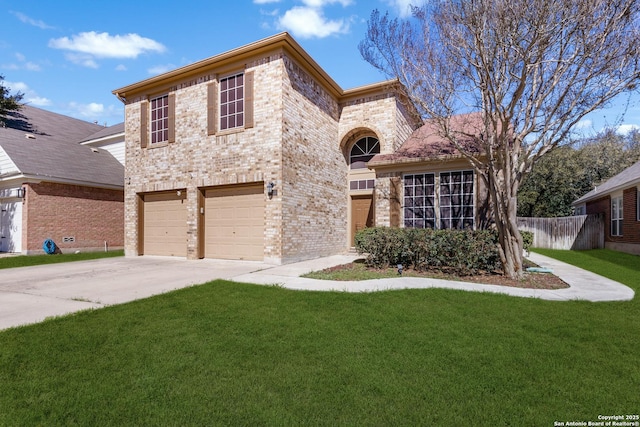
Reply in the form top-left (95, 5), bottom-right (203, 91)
top-left (354, 227), bottom-right (533, 276)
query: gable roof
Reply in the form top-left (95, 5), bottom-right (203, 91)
top-left (573, 160), bottom-right (640, 205)
top-left (368, 113), bottom-right (484, 168)
top-left (79, 122), bottom-right (124, 143)
top-left (0, 105), bottom-right (124, 189)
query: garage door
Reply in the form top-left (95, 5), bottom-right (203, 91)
top-left (0, 200), bottom-right (22, 253)
top-left (204, 184), bottom-right (264, 260)
top-left (143, 192), bottom-right (187, 257)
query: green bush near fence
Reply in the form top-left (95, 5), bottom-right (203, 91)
top-left (354, 227), bottom-right (533, 276)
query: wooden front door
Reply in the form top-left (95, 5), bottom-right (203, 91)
top-left (351, 195), bottom-right (374, 246)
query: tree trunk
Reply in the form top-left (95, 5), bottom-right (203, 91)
top-left (484, 167), bottom-right (525, 280)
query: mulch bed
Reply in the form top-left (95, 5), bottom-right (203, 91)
top-left (326, 262), bottom-right (569, 290)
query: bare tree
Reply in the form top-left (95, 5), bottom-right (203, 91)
top-left (360, 0), bottom-right (640, 278)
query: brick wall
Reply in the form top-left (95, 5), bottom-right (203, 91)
top-left (123, 46), bottom-right (418, 263)
top-left (23, 182), bottom-right (124, 254)
top-left (622, 187), bottom-right (639, 243)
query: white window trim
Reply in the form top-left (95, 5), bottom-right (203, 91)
top-left (402, 170), bottom-right (475, 230)
top-left (611, 193), bottom-right (623, 237)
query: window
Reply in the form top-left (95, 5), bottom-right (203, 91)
top-left (350, 179), bottom-right (375, 190)
top-left (350, 137), bottom-right (380, 169)
top-left (611, 195), bottom-right (623, 236)
top-left (219, 73), bottom-right (244, 131)
top-left (440, 171), bottom-right (475, 229)
top-left (637, 189), bottom-right (640, 221)
top-left (150, 94), bottom-right (169, 144)
top-left (404, 173), bottom-right (436, 229)
top-left (403, 171), bottom-right (475, 230)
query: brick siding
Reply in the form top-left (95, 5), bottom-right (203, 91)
top-left (122, 45), bottom-right (417, 263)
top-left (23, 182), bottom-right (124, 254)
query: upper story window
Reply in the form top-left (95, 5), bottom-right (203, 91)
top-left (350, 137), bottom-right (380, 169)
top-left (219, 73), bottom-right (244, 131)
top-left (150, 94), bottom-right (169, 144)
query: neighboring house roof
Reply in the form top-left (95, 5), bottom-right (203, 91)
top-left (79, 122), bottom-right (124, 143)
top-left (0, 105), bottom-right (124, 189)
top-left (573, 160), bottom-right (640, 205)
top-left (368, 114), bottom-right (484, 168)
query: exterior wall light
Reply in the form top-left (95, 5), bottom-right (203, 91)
top-left (267, 182), bottom-right (276, 199)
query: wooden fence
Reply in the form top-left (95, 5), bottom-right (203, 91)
top-left (517, 214), bottom-right (604, 250)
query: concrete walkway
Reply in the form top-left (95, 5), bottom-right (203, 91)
top-left (233, 252), bottom-right (635, 302)
top-left (0, 252), bottom-right (634, 331)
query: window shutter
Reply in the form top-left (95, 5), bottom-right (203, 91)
top-left (168, 93), bottom-right (176, 143)
top-left (244, 71), bottom-right (254, 129)
top-left (140, 100), bottom-right (148, 148)
top-left (207, 82), bottom-right (217, 135)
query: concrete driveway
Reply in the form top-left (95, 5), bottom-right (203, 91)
top-left (0, 256), bottom-right (273, 330)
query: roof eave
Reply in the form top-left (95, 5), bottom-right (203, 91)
top-left (112, 32), bottom-right (345, 100)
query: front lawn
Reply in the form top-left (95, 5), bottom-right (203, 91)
top-left (0, 250), bottom-right (637, 425)
top-left (0, 250), bottom-right (124, 270)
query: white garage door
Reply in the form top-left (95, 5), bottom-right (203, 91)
top-left (143, 192), bottom-right (187, 257)
top-left (0, 200), bottom-right (22, 253)
top-left (204, 184), bottom-right (264, 261)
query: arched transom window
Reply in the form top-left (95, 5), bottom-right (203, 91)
top-left (349, 137), bottom-right (380, 169)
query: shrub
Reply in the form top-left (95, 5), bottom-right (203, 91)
top-left (354, 227), bottom-right (505, 276)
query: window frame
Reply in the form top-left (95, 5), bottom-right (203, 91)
top-left (402, 170), bottom-right (475, 230)
top-left (349, 137), bottom-right (380, 170)
top-left (403, 173), bottom-right (436, 229)
top-left (219, 72), bottom-right (245, 132)
top-left (150, 94), bottom-right (169, 145)
top-left (439, 170), bottom-right (475, 230)
top-left (611, 194), bottom-right (623, 236)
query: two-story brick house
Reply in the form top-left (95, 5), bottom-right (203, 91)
top-left (113, 32), bottom-right (422, 264)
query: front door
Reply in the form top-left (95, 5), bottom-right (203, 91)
top-left (351, 195), bottom-right (374, 246)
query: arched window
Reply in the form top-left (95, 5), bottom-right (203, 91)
top-left (349, 137), bottom-right (380, 169)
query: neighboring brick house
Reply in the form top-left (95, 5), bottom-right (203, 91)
top-left (112, 32), bottom-right (422, 263)
top-left (0, 105), bottom-right (124, 254)
top-left (573, 160), bottom-right (640, 255)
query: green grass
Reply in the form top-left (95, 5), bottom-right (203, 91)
top-left (0, 249), bottom-right (638, 425)
top-left (0, 250), bottom-right (123, 270)
top-left (533, 248), bottom-right (640, 285)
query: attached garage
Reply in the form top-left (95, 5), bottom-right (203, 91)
top-left (142, 191), bottom-right (187, 257)
top-left (0, 199), bottom-right (22, 253)
top-left (204, 183), bottom-right (265, 261)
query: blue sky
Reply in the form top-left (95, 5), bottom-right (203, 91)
top-left (2, 0), bottom-right (639, 135)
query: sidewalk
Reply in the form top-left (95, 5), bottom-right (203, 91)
top-left (232, 252), bottom-right (635, 302)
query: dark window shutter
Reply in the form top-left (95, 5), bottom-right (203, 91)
top-left (168, 93), bottom-right (176, 143)
top-left (244, 71), bottom-right (254, 129)
top-left (140, 100), bottom-right (148, 148)
top-left (207, 82), bottom-right (217, 135)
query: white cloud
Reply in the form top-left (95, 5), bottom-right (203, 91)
top-left (574, 119), bottom-right (593, 130)
top-left (64, 53), bottom-right (99, 69)
top-left (4, 81), bottom-right (51, 106)
top-left (616, 124), bottom-right (640, 135)
top-left (278, 6), bottom-right (350, 38)
top-left (302, 0), bottom-right (352, 7)
top-left (1, 53), bottom-right (42, 72)
top-left (49, 32), bottom-right (166, 60)
top-left (11, 11), bottom-right (55, 30)
top-left (384, 0), bottom-right (426, 18)
top-left (253, 0), bottom-right (281, 3)
top-left (115, 64), bottom-right (127, 71)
